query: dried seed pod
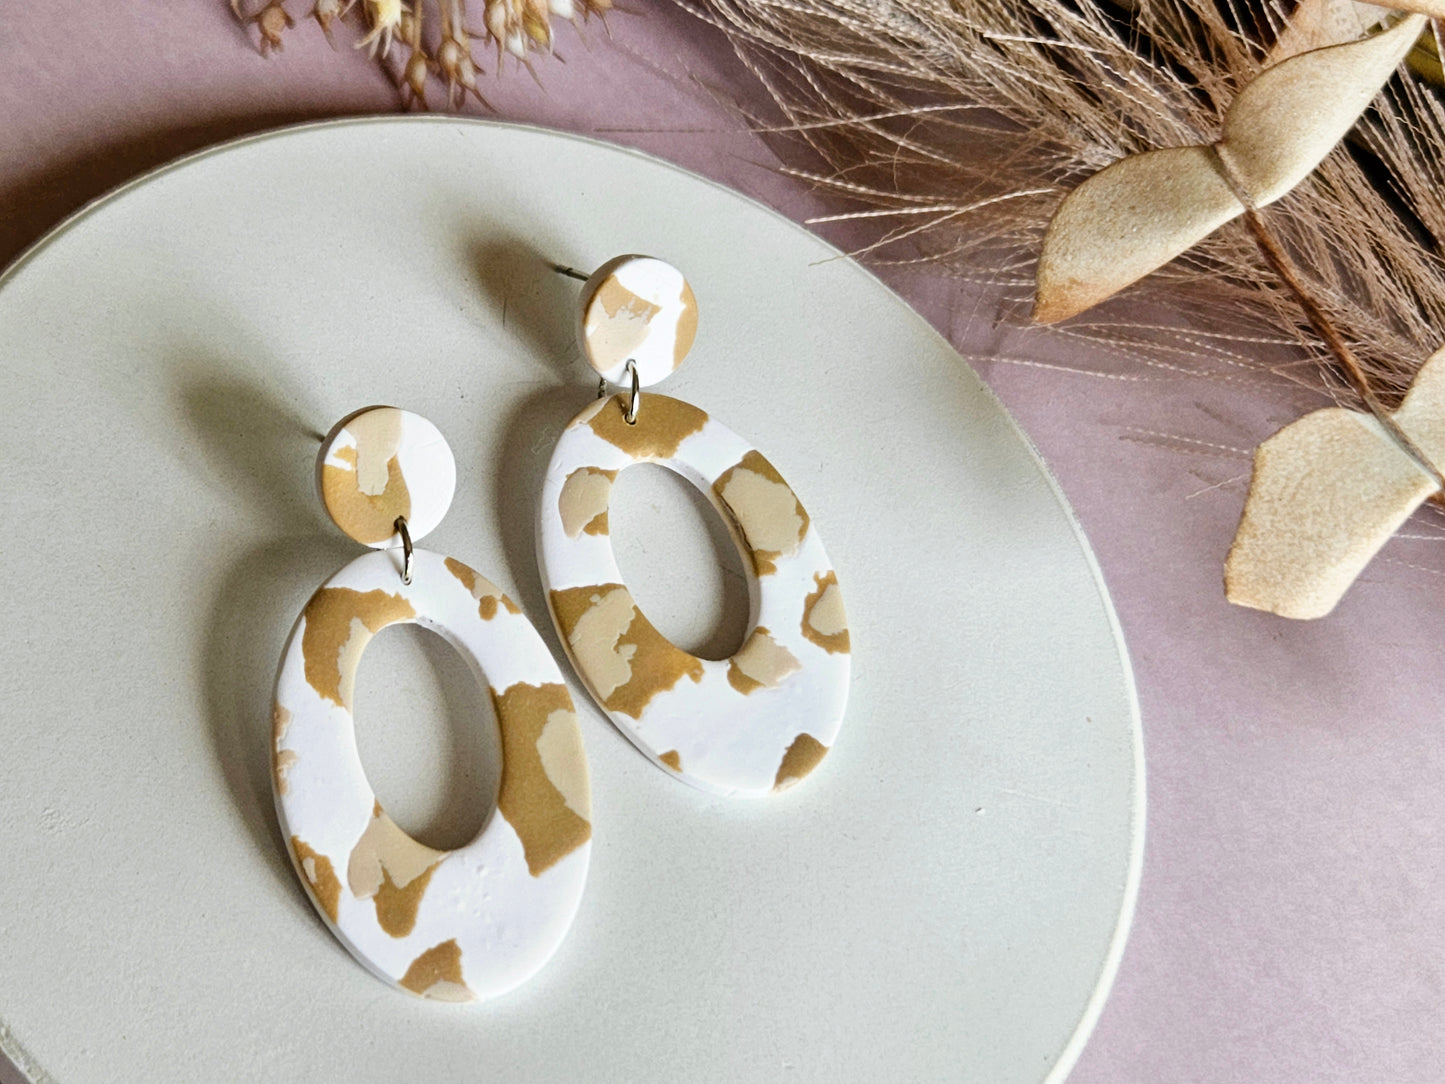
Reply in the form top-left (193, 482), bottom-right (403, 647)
top-left (247, 1), bottom-right (296, 55)
top-left (398, 10), bottom-right (437, 109)
top-left (436, 0), bottom-right (490, 106)
top-left (567, 0), bottom-right (611, 21)
top-left (312, 0), bottom-right (356, 45)
top-left (356, 0), bottom-right (407, 58)
top-left (486, 0), bottom-right (552, 58)
top-left (438, 33), bottom-right (489, 107)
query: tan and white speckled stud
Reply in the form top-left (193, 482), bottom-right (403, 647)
top-left (274, 409), bottom-right (591, 999)
top-left (574, 255), bottom-right (698, 387)
top-left (541, 258), bottom-right (851, 797)
top-left (317, 406), bottom-right (457, 547)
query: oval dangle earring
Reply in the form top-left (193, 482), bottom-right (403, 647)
top-left (273, 406), bottom-right (592, 1000)
top-left (538, 257), bottom-right (852, 798)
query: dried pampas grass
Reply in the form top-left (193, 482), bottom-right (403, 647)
top-left (678, 0), bottom-right (1445, 412)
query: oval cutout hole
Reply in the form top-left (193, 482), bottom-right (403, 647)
top-left (352, 623), bottom-right (501, 851)
top-left (610, 462), bottom-right (750, 661)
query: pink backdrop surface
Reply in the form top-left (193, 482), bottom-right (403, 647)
top-left (5, 4), bottom-right (1444, 1081)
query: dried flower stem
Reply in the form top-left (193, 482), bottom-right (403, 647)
top-left (1240, 211), bottom-right (1377, 415)
top-left (1241, 202), bottom-right (1445, 499)
top-left (1204, 130), bottom-right (1445, 493)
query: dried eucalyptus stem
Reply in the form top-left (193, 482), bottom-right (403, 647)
top-left (679, 0), bottom-right (1445, 410)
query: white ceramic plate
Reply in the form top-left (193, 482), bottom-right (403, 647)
top-left (0, 118), bottom-right (1142, 1084)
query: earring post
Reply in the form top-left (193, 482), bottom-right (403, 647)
top-left (550, 264), bottom-right (589, 282)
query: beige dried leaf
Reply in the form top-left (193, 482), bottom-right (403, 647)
top-left (1034, 14), bottom-right (1426, 324)
top-left (1225, 346), bottom-right (1445, 619)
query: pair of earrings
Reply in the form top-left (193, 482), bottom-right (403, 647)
top-left (270, 256), bottom-right (852, 1001)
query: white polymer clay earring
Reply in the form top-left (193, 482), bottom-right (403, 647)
top-left (538, 256), bottom-right (852, 799)
top-left (272, 406), bottom-right (592, 1001)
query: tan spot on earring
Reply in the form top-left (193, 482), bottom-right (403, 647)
top-left (550, 584), bottom-right (704, 719)
top-left (444, 556), bottom-right (521, 621)
top-left (585, 393), bottom-right (708, 459)
top-left (492, 682), bottom-right (592, 877)
top-left (321, 420), bottom-right (413, 545)
top-left (801, 571), bottom-right (850, 655)
top-left (586, 278), bottom-right (663, 372)
top-left (273, 704), bottom-right (298, 793)
top-left (373, 867), bottom-right (439, 938)
top-left (600, 603), bottom-right (704, 720)
top-left (715, 450), bottom-right (809, 576)
top-left (672, 279), bottom-right (698, 368)
top-left (658, 750), bottom-right (682, 772)
top-left (551, 585), bottom-right (639, 701)
top-left (301, 587), bottom-right (415, 708)
top-left (558, 467), bottom-right (617, 538)
top-left (347, 805), bottom-right (447, 938)
top-left (291, 837), bottom-right (341, 923)
top-left (399, 938), bottom-right (475, 1002)
top-left (773, 733), bottom-right (828, 791)
top-left (726, 627), bottom-right (801, 694)
top-left (567, 397), bottom-right (609, 430)
top-left (445, 556), bottom-right (477, 593)
top-left (596, 277), bottom-right (663, 321)
top-left (348, 408), bottom-right (405, 494)
top-left (274, 749), bottom-right (299, 795)
top-left (536, 709), bottom-right (591, 820)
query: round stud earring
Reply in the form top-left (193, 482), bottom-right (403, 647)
top-left (538, 258), bottom-right (852, 798)
top-left (273, 406), bottom-right (592, 1000)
